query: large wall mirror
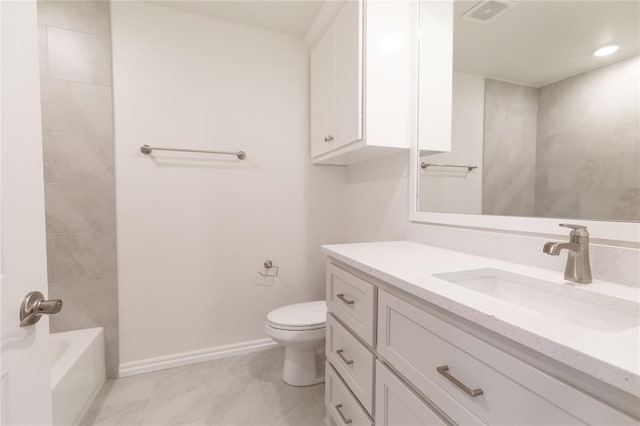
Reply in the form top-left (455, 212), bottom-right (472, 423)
top-left (415, 0), bottom-right (639, 232)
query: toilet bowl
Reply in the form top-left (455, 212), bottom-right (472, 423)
top-left (264, 301), bottom-right (326, 386)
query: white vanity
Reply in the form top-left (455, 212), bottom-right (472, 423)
top-left (322, 241), bottom-right (640, 425)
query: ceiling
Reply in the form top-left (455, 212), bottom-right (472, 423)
top-left (453, 1), bottom-right (640, 87)
top-left (150, 0), bottom-right (324, 37)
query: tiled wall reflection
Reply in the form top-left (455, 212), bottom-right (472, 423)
top-left (535, 56), bottom-right (640, 221)
top-left (483, 79), bottom-right (538, 216)
top-left (37, 0), bottom-right (118, 377)
top-left (483, 56), bottom-right (639, 221)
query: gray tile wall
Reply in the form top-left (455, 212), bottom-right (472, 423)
top-left (536, 56), bottom-right (640, 221)
top-left (482, 79), bottom-right (538, 216)
top-left (37, 1), bottom-right (118, 378)
top-left (483, 56), bottom-right (640, 221)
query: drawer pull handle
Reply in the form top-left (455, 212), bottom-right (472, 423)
top-left (437, 365), bottom-right (484, 398)
top-left (336, 293), bottom-right (355, 305)
top-left (335, 403), bottom-right (353, 424)
top-left (336, 349), bottom-right (354, 365)
top-left (324, 135), bottom-right (335, 143)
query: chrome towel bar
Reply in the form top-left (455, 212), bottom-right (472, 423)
top-left (421, 162), bottom-right (477, 171)
top-left (140, 144), bottom-right (246, 160)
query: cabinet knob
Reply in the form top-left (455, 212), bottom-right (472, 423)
top-left (324, 135), bottom-right (334, 143)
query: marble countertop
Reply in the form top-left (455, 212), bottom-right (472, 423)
top-left (322, 241), bottom-right (640, 396)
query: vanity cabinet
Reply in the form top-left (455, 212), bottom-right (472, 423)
top-left (376, 361), bottom-right (447, 426)
top-left (324, 260), bottom-right (637, 425)
top-left (310, 0), bottom-right (414, 165)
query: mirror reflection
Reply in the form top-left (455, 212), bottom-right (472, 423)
top-left (417, 1), bottom-right (640, 221)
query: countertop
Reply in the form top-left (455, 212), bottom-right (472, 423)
top-left (322, 241), bottom-right (640, 396)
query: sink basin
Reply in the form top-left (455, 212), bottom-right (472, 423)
top-left (433, 269), bottom-right (639, 332)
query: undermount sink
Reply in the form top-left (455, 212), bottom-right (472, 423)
top-left (433, 269), bottom-right (640, 332)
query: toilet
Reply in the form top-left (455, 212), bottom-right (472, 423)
top-left (264, 301), bottom-right (326, 386)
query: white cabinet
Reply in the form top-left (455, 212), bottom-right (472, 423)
top-left (310, 0), bottom-right (362, 159)
top-left (375, 361), bottom-right (447, 426)
top-left (326, 263), bottom-right (375, 346)
top-left (326, 363), bottom-right (374, 426)
top-left (333, 0), bottom-right (362, 151)
top-left (377, 290), bottom-right (637, 425)
top-left (310, 24), bottom-right (336, 158)
top-left (326, 314), bottom-right (375, 415)
top-left (309, 0), bottom-right (415, 165)
top-left (324, 261), bottom-right (638, 426)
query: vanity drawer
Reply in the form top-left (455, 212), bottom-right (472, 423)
top-left (376, 360), bottom-right (449, 426)
top-left (327, 314), bottom-right (375, 415)
top-left (326, 363), bottom-right (374, 426)
top-left (326, 263), bottom-right (376, 345)
top-left (377, 290), bottom-right (635, 426)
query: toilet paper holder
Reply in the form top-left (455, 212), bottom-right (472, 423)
top-left (259, 260), bottom-right (279, 278)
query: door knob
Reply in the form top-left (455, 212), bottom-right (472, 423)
top-left (19, 291), bottom-right (63, 327)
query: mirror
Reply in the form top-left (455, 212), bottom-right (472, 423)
top-left (417, 1), bottom-right (640, 222)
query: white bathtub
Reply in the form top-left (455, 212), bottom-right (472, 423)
top-left (51, 328), bottom-right (106, 425)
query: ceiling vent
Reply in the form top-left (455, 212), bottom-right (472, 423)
top-left (461, 0), bottom-right (514, 23)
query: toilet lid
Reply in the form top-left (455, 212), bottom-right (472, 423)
top-left (267, 301), bottom-right (326, 328)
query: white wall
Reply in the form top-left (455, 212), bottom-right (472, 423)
top-left (345, 152), bottom-right (409, 243)
top-left (111, 2), bottom-right (346, 366)
top-left (419, 72), bottom-right (484, 214)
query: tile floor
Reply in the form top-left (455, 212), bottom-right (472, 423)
top-left (82, 348), bottom-right (326, 426)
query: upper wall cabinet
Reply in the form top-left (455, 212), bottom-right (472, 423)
top-left (310, 0), bottom-right (416, 165)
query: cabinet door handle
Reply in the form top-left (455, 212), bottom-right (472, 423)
top-left (336, 349), bottom-right (354, 365)
top-left (437, 365), bottom-right (484, 397)
top-left (324, 135), bottom-right (334, 143)
top-left (335, 403), bottom-right (353, 424)
top-left (336, 293), bottom-right (355, 305)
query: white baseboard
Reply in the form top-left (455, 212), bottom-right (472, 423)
top-left (118, 338), bottom-right (279, 377)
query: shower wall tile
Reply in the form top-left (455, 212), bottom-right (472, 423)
top-left (621, 153), bottom-right (640, 188)
top-left (49, 279), bottom-right (118, 332)
top-left (40, 78), bottom-right (113, 134)
top-left (104, 325), bottom-right (120, 379)
top-left (43, 130), bottom-right (114, 183)
top-left (46, 232), bottom-right (116, 283)
top-left (482, 79), bottom-right (538, 111)
top-left (482, 79), bottom-right (538, 216)
top-left (47, 26), bottom-right (112, 85)
top-left (39, 25), bottom-right (48, 77)
top-left (38, 0), bottom-right (118, 377)
top-left (37, 1), bottom-right (111, 35)
top-left (578, 187), bottom-right (640, 222)
top-left (44, 183), bottom-right (116, 233)
top-left (536, 56), bottom-right (640, 221)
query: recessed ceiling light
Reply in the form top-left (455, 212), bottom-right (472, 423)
top-left (593, 45), bottom-right (619, 57)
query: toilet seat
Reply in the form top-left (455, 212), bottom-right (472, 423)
top-left (266, 321), bottom-right (325, 331)
top-left (266, 301), bottom-right (326, 331)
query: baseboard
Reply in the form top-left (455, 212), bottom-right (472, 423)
top-left (118, 337), bottom-right (279, 377)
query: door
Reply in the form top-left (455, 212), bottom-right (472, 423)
top-left (310, 23), bottom-right (336, 158)
top-left (1, 1), bottom-right (54, 424)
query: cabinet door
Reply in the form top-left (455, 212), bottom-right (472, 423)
top-left (376, 361), bottom-right (448, 426)
top-left (310, 24), bottom-right (336, 158)
top-left (333, 0), bottom-right (363, 149)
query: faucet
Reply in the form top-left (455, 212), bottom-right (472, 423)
top-left (543, 224), bottom-right (592, 283)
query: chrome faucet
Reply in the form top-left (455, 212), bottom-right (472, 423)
top-left (543, 224), bottom-right (592, 284)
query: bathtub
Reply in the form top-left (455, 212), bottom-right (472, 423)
top-left (51, 328), bottom-right (106, 425)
